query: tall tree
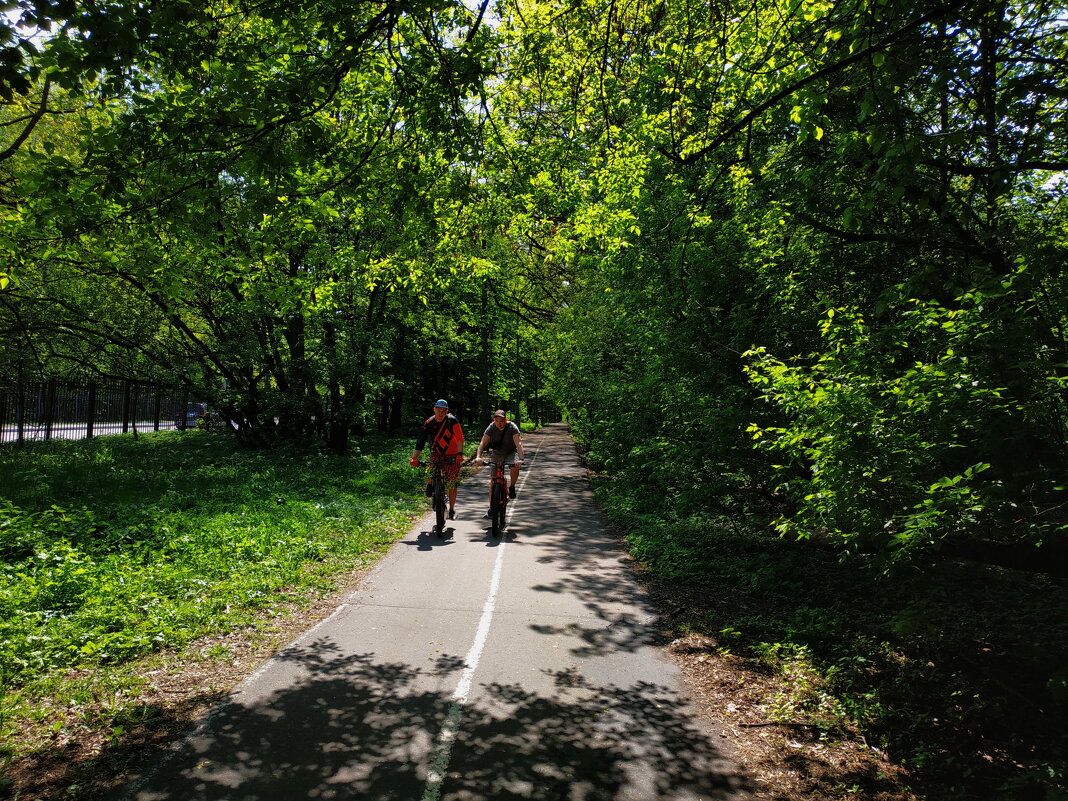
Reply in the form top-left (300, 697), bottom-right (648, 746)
top-left (3, 0), bottom-right (503, 448)
top-left (486, 0), bottom-right (1067, 561)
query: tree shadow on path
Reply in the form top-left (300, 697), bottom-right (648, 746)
top-left (112, 638), bottom-right (750, 801)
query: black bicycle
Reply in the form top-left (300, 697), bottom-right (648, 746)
top-left (485, 460), bottom-right (518, 538)
top-left (418, 457), bottom-right (459, 536)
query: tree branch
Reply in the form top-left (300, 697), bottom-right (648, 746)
top-left (675, 0), bottom-right (973, 167)
top-left (0, 76), bottom-right (51, 164)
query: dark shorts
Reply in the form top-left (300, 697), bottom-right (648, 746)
top-left (486, 449), bottom-right (516, 464)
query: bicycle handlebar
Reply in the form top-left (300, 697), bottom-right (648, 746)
top-left (413, 457), bottom-right (521, 469)
top-left (415, 457), bottom-right (468, 468)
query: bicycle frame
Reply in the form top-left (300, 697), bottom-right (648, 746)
top-left (419, 457), bottom-right (459, 537)
top-left (487, 461), bottom-right (516, 538)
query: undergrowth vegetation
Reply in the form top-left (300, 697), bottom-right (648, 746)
top-left (0, 429), bottom-right (420, 768)
top-left (581, 433), bottom-right (1068, 801)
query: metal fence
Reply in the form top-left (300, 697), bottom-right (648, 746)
top-left (0, 379), bottom-right (199, 445)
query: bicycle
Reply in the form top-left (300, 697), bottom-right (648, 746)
top-left (482, 460), bottom-right (519, 538)
top-left (417, 457), bottom-right (461, 537)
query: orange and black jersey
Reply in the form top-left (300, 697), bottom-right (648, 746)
top-left (415, 414), bottom-right (464, 458)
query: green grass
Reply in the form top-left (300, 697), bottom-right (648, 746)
top-left (0, 429), bottom-right (424, 760)
top-left (589, 473), bottom-right (1068, 801)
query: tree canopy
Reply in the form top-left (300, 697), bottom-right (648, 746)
top-left (1, 0), bottom-right (1065, 560)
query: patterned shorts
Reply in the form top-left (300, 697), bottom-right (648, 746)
top-left (428, 456), bottom-right (462, 490)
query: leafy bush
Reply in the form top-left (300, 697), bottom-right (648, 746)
top-left (744, 284), bottom-right (1065, 564)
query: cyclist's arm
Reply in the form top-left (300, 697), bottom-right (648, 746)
top-left (411, 423), bottom-right (429, 463)
top-left (513, 425), bottom-right (525, 462)
top-left (413, 424), bottom-right (430, 456)
top-left (453, 421), bottom-right (465, 456)
top-left (474, 433), bottom-right (492, 462)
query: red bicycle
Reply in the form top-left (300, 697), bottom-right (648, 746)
top-left (485, 460), bottom-right (519, 538)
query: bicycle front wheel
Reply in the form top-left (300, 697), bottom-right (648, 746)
top-left (434, 480), bottom-right (447, 535)
top-left (491, 482), bottom-right (506, 538)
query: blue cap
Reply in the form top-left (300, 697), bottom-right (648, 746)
top-left (434, 399), bottom-right (449, 408)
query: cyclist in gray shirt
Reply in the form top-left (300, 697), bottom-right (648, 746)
top-left (474, 409), bottom-right (525, 517)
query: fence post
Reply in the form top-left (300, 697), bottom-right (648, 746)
top-left (153, 386), bottom-right (162, 431)
top-left (130, 384), bottom-right (140, 436)
top-left (86, 380), bottom-right (97, 439)
top-left (0, 390), bottom-right (6, 445)
top-left (43, 379), bottom-right (56, 441)
top-left (121, 381), bottom-right (131, 434)
top-left (16, 384), bottom-right (25, 445)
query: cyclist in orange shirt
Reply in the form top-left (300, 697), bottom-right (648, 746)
top-left (410, 399), bottom-right (465, 519)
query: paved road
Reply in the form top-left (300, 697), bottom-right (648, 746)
top-left (116, 423), bottom-right (751, 801)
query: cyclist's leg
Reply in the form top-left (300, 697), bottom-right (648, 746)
top-left (444, 459), bottom-right (461, 511)
top-left (424, 462), bottom-right (434, 496)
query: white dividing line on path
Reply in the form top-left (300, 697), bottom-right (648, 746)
top-left (420, 437), bottom-right (541, 801)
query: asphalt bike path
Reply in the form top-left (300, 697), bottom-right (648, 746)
top-left (116, 423), bottom-right (751, 801)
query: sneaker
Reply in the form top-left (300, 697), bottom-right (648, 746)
top-left (508, 485), bottom-right (517, 499)
top-left (482, 509), bottom-right (492, 519)
top-left (448, 508), bottom-right (455, 520)
top-left (424, 485), bottom-right (433, 497)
